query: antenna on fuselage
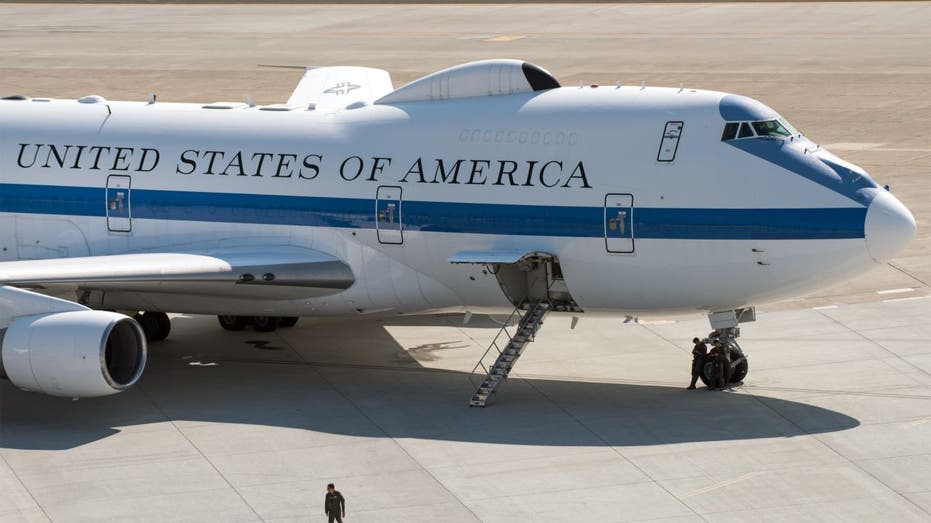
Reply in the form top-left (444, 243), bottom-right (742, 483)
top-left (147, 93), bottom-right (156, 105)
top-left (246, 96), bottom-right (256, 108)
top-left (640, 81), bottom-right (645, 90)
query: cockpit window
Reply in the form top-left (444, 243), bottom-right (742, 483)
top-left (723, 118), bottom-right (803, 142)
top-left (752, 119), bottom-right (792, 138)
top-left (779, 118), bottom-right (801, 136)
top-left (721, 122), bottom-right (739, 141)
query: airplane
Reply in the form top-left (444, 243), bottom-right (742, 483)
top-left (0, 59), bottom-right (916, 405)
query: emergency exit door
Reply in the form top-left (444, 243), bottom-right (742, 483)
top-left (376, 186), bottom-right (402, 244)
top-left (604, 193), bottom-right (634, 253)
top-left (106, 175), bottom-right (132, 232)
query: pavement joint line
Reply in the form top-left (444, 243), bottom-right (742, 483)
top-left (814, 310), bottom-right (931, 380)
top-left (518, 376), bottom-right (710, 522)
top-left (0, 451), bottom-right (52, 523)
top-left (745, 384), bottom-right (931, 401)
top-left (889, 262), bottom-right (931, 288)
top-left (856, 451), bottom-right (931, 463)
top-left (276, 332), bottom-right (483, 523)
top-left (741, 382), bottom-right (931, 519)
top-left (346, 498), bottom-right (486, 518)
top-left (639, 322), bottom-right (693, 355)
top-left (136, 384), bottom-right (267, 522)
top-left (901, 417), bottom-right (931, 429)
top-left (683, 470), bottom-right (764, 498)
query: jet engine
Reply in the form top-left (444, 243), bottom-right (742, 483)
top-left (0, 310), bottom-right (147, 398)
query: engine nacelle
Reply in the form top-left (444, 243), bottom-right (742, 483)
top-left (0, 311), bottom-right (147, 397)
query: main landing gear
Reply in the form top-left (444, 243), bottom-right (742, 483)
top-left (133, 311), bottom-right (171, 341)
top-left (217, 315), bottom-right (299, 333)
top-left (699, 308), bottom-right (754, 387)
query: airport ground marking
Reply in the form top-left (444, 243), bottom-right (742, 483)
top-left (877, 288), bottom-right (914, 295)
top-left (484, 35), bottom-right (526, 42)
top-left (882, 296), bottom-right (925, 304)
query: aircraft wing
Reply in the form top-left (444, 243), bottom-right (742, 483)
top-left (0, 246), bottom-right (354, 299)
top-left (287, 66), bottom-right (393, 110)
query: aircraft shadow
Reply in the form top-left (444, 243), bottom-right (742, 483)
top-left (0, 314), bottom-right (860, 451)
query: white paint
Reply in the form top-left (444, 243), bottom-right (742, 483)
top-left (876, 287), bottom-right (914, 295)
top-left (0, 59), bottom-right (918, 398)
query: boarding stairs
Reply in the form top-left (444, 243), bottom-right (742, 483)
top-left (469, 301), bottom-right (551, 407)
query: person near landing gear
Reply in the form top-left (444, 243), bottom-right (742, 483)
top-left (687, 337), bottom-right (707, 390)
top-left (709, 339), bottom-right (731, 390)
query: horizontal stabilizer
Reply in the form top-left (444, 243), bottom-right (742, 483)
top-left (287, 66), bottom-right (393, 110)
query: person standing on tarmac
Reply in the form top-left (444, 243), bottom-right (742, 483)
top-left (687, 337), bottom-right (708, 389)
top-left (325, 483), bottom-right (346, 523)
top-left (709, 340), bottom-right (731, 390)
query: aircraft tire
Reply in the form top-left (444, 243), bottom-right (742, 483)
top-left (251, 316), bottom-right (280, 332)
top-left (730, 358), bottom-right (749, 383)
top-left (136, 312), bottom-right (171, 341)
top-left (700, 357), bottom-right (749, 387)
top-left (700, 362), bottom-right (714, 387)
top-left (218, 315), bottom-right (248, 331)
top-left (279, 317), bottom-right (299, 328)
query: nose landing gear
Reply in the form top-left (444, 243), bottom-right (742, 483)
top-left (700, 329), bottom-right (749, 387)
top-left (699, 308), bottom-right (754, 387)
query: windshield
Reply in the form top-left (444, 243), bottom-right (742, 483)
top-left (752, 120), bottom-right (792, 138)
top-left (722, 118), bottom-right (803, 142)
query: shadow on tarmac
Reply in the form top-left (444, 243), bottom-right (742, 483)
top-left (0, 314), bottom-right (860, 451)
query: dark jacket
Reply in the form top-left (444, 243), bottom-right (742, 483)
top-left (692, 342), bottom-right (708, 362)
top-left (325, 491), bottom-right (345, 515)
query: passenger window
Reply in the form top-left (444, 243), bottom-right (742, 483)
top-left (721, 123), bottom-right (739, 141)
top-left (737, 122), bottom-right (754, 139)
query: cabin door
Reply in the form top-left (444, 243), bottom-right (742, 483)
top-left (604, 193), bottom-right (634, 253)
top-left (106, 175), bottom-right (132, 232)
top-left (375, 186), bottom-right (403, 244)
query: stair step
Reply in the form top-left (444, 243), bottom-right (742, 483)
top-left (470, 302), bottom-right (551, 407)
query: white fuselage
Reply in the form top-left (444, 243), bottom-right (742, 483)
top-left (0, 86), bottom-right (908, 317)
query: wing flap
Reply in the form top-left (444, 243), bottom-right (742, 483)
top-left (0, 247), bottom-right (354, 297)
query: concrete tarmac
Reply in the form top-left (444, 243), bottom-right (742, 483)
top-left (1, 2), bottom-right (930, 522)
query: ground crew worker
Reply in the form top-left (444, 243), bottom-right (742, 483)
top-left (687, 337), bottom-right (708, 389)
top-left (709, 340), bottom-right (731, 390)
top-left (325, 483), bottom-right (346, 523)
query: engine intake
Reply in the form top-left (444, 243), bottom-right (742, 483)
top-left (0, 311), bottom-right (147, 397)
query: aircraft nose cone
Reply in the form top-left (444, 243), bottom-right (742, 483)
top-left (865, 190), bottom-right (916, 264)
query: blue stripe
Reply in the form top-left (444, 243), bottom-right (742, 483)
top-left (0, 183), bottom-right (866, 240)
top-left (727, 139), bottom-right (879, 207)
